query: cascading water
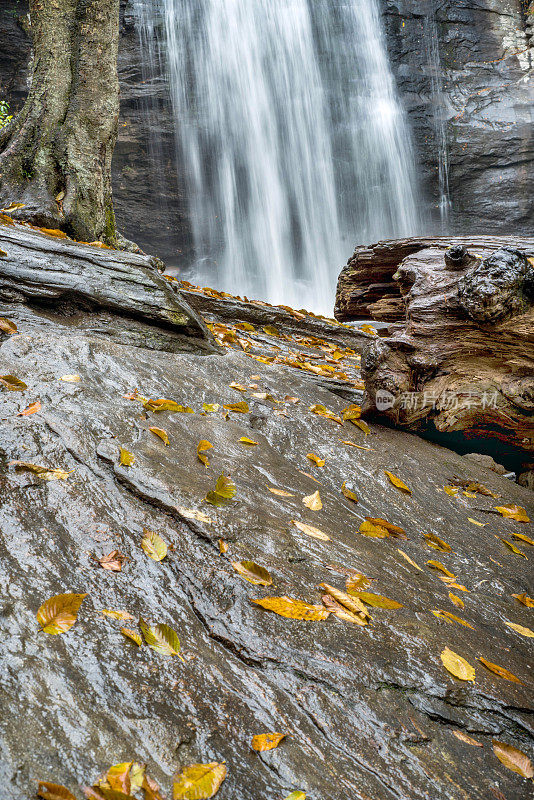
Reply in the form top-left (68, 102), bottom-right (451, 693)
top-left (133, 0), bottom-right (420, 313)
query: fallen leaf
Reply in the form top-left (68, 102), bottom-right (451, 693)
top-left (397, 549), bottom-right (423, 571)
top-left (119, 447), bottom-right (135, 467)
top-left (366, 517), bottom-right (406, 538)
top-left (229, 382), bottom-right (248, 392)
top-left (359, 324), bottom-right (378, 336)
top-left (218, 539), bottom-right (228, 554)
top-left (239, 437), bottom-right (258, 445)
top-left (176, 506), bottom-right (213, 524)
top-left (431, 610), bottom-right (474, 629)
top-left (100, 609), bottom-right (134, 621)
top-left (351, 419), bottom-right (371, 435)
top-left (444, 486), bottom-right (459, 496)
top-left (145, 398), bottom-right (193, 413)
top-left (307, 453), bottom-right (325, 467)
top-left (106, 762), bottom-right (133, 794)
top-left (320, 583), bottom-right (370, 619)
top-left (449, 593), bottom-right (464, 608)
top-left (232, 561), bottom-right (272, 586)
top-left (494, 504), bottom-right (530, 523)
top-left (340, 440), bottom-right (373, 451)
top-left (309, 404), bottom-right (343, 425)
top-left (452, 730), bottom-right (482, 747)
top-left (197, 439), bottom-right (213, 467)
top-left (423, 533), bottom-right (451, 553)
top-left (223, 401), bottom-right (249, 413)
top-left (501, 539), bottom-right (527, 558)
top-left (512, 593), bottom-right (534, 607)
top-left (440, 577), bottom-right (470, 592)
top-left (37, 782), bottom-right (77, 800)
top-left (269, 487), bottom-right (294, 497)
top-left (173, 762), bottom-right (227, 800)
top-left (345, 573), bottom-right (373, 592)
top-left (139, 619), bottom-right (184, 659)
top-left (251, 733), bottom-right (286, 751)
top-left (60, 375), bottom-right (81, 382)
top-left (511, 532), bottom-right (534, 546)
top-left (342, 404), bottom-right (362, 421)
top-left (149, 427), bottom-right (170, 446)
top-left (492, 741), bottom-right (533, 778)
top-left (303, 490), bottom-right (322, 511)
top-left (121, 627), bottom-right (142, 646)
top-left (284, 793), bottom-right (306, 800)
top-left (128, 764), bottom-right (146, 795)
top-left (9, 461), bottom-right (73, 481)
top-left (205, 473), bottom-right (236, 506)
top-left (0, 374), bottom-right (27, 391)
top-left (251, 596), bottom-right (330, 620)
top-left (384, 471), bottom-right (412, 494)
top-left (467, 518), bottom-right (487, 527)
top-left (341, 481), bottom-right (358, 504)
top-left (143, 776), bottom-right (166, 800)
top-left (359, 520), bottom-right (389, 538)
top-left (440, 647), bottom-right (475, 682)
top-left (292, 520), bottom-right (331, 541)
top-left (478, 657), bottom-right (522, 684)
top-left (426, 560), bottom-right (455, 578)
top-left (352, 592), bottom-right (403, 609)
top-left (37, 592), bottom-right (88, 634)
top-left (141, 529), bottom-right (168, 561)
top-left (98, 550), bottom-right (126, 572)
top-left (202, 403), bottom-right (220, 413)
top-left (17, 400), bottom-right (41, 416)
top-left (40, 227), bottom-right (68, 238)
top-left (504, 621), bottom-right (534, 638)
top-left (322, 593), bottom-right (368, 625)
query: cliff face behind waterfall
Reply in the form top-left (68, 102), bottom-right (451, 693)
top-left (0, 0), bottom-right (533, 267)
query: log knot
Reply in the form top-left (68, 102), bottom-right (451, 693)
top-left (457, 248), bottom-right (534, 323)
top-left (444, 245), bottom-right (479, 272)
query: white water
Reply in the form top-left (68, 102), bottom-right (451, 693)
top-left (134, 0), bottom-right (420, 313)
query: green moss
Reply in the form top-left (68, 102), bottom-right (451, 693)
top-left (103, 201), bottom-right (117, 247)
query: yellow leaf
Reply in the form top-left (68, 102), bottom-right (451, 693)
top-left (366, 517), bottom-right (406, 538)
top-left (426, 560), bottom-right (455, 578)
top-left (223, 401), bottom-right (249, 413)
top-left (202, 403), bottom-right (220, 413)
top-left (119, 447), bottom-right (135, 467)
top-left (239, 437), bottom-right (258, 446)
top-left (319, 583), bottom-right (370, 619)
top-left (478, 657), bottom-right (522, 684)
top-left (9, 461), bottom-right (73, 480)
top-left (359, 324), bottom-right (378, 336)
top-left (205, 473), bottom-right (236, 506)
top-left (511, 532), bottom-right (534, 546)
top-left (60, 374), bottom-right (81, 382)
top-left (251, 596), bottom-right (330, 621)
top-left (37, 781), bottom-right (78, 800)
top-left (144, 398), bottom-right (193, 413)
top-left (345, 573), bottom-right (373, 592)
top-left (359, 520), bottom-right (389, 538)
top-left (306, 453), bottom-right (325, 467)
top-left (121, 628), bottom-right (142, 646)
top-left (444, 486), bottom-right (459, 496)
top-left (440, 577), bottom-right (471, 592)
top-left (100, 609), bottom-right (134, 621)
top-left (17, 400), bottom-right (41, 416)
top-left (40, 227), bottom-right (68, 238)
top-left (106, 762), bottom-right (133, 793)
top-left (467, 518), bottom-right (487, 526)
top-left (452, 730), bottom-right (482, 747)
top-left (448, 593), bottom-right (464, 608)
top-left (263, 325), bottom-right (280, 336)
top-left (229, 382), bottom-right (248, 392)
top-left (251, 733), bottom-right (286, 752)
top-left (139, 619), bottom-right (184, 659)
top-left (341, 481), bottom-right (358, 504)
top-left (384, 471), bottom-right (412, 494)
top-left (440, 647), bottom-right (475, 681)
top-left (501, 538), bottom-right (527, 558)
top-left (197, 439), bottom-right (213, 467)
top-left (232, 561), bottom-right (273, 586)
top-left (149, 427), bottom-right (170, 446)
top-left (291, 520), bottom-right (330, 541)
top-left (173, 762), bottom-right (227, 799)
top-left (218, 539), bottom-right (228, 554)
top-left (37, 592), bottom-right (88, 634)
top-left (342, 404), bottom-right (362, 421)
top-left (284, 793), bottom-right (306, 800)
top-left (512, 592), bottom-right (534, 607)
top-left (431, 610), bottom-right (474, 629)
top-left (302, 490), bottom-right (322, 511)
top-left (492, 741), bottom-right (533, 779)
top-left (351, 418), bottom-right (371, 435)
top-left (423, 533), bottom-right (451, 553)
top-left (321, 593), bottom-right (368, 625)
top-left (494, 504), bottom-right (530, 523)
top-left (0, 374), bottom-right (27, 391)
top-left (141, 529), bottom-right (168, 561)
top-left (0, 317), bottom-right (17, 334)
top-left (309, 404), bottom-right (343, 425)
top-left (504, 621), bottom-right (534, 638)
top-left (340, 440), bottom-right (374, 451)
top-left (352, 592), bottom-right (403, 609)
top-left (397, 549), bottom-right (423, 571)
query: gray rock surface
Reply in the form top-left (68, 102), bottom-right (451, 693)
top-left (0, 233), bottom-right (533, 800)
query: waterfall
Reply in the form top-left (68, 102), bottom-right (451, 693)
top-left (133, 0), bottom-right (420, 313)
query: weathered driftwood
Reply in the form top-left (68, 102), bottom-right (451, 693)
top-left (337, 237), bottom-right (534, 459)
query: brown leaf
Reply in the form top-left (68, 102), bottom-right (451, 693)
top-left (251, 732), bottom-right (286, 751)
top-left (302, 490), bottom-right (322, 510)
top-left (341, 481), bottom-right (358, 504)
top-left (251, 596), bottom-right (330, 621)
top-left (423, 533), bottom-right (451, 553)
top-left (98, 550), bottom-right (126, 572)
top-left (319, 583), bottom-right (370, 620)
top-left (452, 730), bottom-right (482, 747)
top-left (0, 374), bottom-right (27, 391)
top-left (492, 741), bottom-right (533, 778)
top-left (384, 471), bottom-right (412, 494)
top-left (0, 317), bottom-right (17, 334)
top-left (322, 594), bottom-right (368, 625)
top-left (366, 517), bottom-right (406, 538)
top-left (37, 781), bottom-right (78, 800)
top-left (10, 460), bottom-right (73, 481)
top-left (494, 504), bottom-right (530, 523)
top-left (512, 592), bottom-right (534, 608)
top-left (197, 439), bottom-right (213, 467)
top-left (17, 400), bottom-right (41, 416)
top-left (232, 561), bottom-right (273, 586)
top-left (448, 592), bottom-right (464, 608)
top-left (291, 520), bottom-right (330, 541)
top-left (478, 657), bottom-right (522, 684)
top-left (37, 592), bottom-right (88, 634)
top-left (345, 573), bottom-right (373, 592)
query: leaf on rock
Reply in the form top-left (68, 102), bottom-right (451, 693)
top-left (501, 538), bottom-right (527, 558)
top-left (319, 583), bottom-right (370, 620)
top-left (467, 518), bottom-right (487, 527)
top-left (448, 593), bottom-right (464, 608)
top-left (202, 403), bottom-right (220, 413)
top-left (292, 520), bottom-right (330, 541)
top-left (121, 627), bottom-right (142, 646)
top-left (423, 533), bottom-right (451, 553)
top-left (172, 762), bottom-right (227, 799)
top-left (106, 762), bottom-right (133, 794)
top-left (494, 504), bottom-right (530, 523)
top-left (302, 490), bottom-right (322, 510)
top-left (340, 440), bottom-right (373, 451)
top-left (119, 447), bottom-right (135, 467)
top-left (397, 549), bottom-right (423, 571)
top-left (223, 401), bottom-right (249, 413)
top-left (143, 776), bottom-right (167, 800)
top-left (342, 404), bottom-right (362, 421)
top-left (284, 793), bottom-right (306, 800)
top-left (218, 539), bottom-right (228, 554)
top-left (98, 550), bottom-right (126, 572)
top-left (9, 461), bottom-right (73, 480)
top-left (141, 529), bottom-right (168, 561)
top-left (145, 398), bottom-right (193, 413)
top-left (17, 400), bottom-right (41, 416)
top-left (353, 592), bottom-right (403, 609)
top-left (341, 481), bottom-right (358, 504)
top-left (309, 404), bottom-right (343, 425)
top-left (306, 453), bottom-right (325, 467)
top-left (230, 382), bottom-right (248, 392)
top-left (511, 532), bottom-right (534, 546)
top-left (176, 506), bottom-right (213, 524)
top-left (139, 619), bottom-right (184, 659)
top-left (359, 520), bottom-right (389, 538)
top-left (478, 657), bottom-right (522, 684)
top-left (100, 609), bottom-right (134, 620)
top-left (384, 471), bottom-right (412, 494)
top-left (0, 317), bottom-right (17, 334)
top-left (197, 440), bottom-right (213, 467)
top-left (322, 594), bottom-right (368, 625)
top-left (512, 592), bottom-right (534, 607)
top-left (239, 437), bottom-right (258, 445)
top-left (504, 621), bottom-right (534, 638)
top-left (440, 647), bottom-right (475, 682)
top-left (37, 782), bottom-right (77, 800)
top-left (205, 473), bottom-right (236, 506)
top-left (269, 488), bottom-right (294, 497)
top-left (232, 561), bottom-right (273, 586)
top-left (345, 573), bottom-right (373, 592)
top-left (492, 741), bottom-right (533, 778)
top-left (426, 560), bottom-right (455, 578)
top-left (251, 596), bottom-right (330, 621)
top-left (60, 375), bottom-right (81, 382)
top-left (129, 764), bottom-right (146, 795)
top-left (149, 427), bottom-right (170, 446)
top-left (37, 592), bottom-right (88, 634)
top-left (444, 486), bottom-right (459, 496)
top-left (452, 730), bottom-right (482, 747)
top-left (0, 374), bottom-right (27, 391)
top-left (366, 517), bottom-right (406, 538)
top-left (251, 732), bottom-right (286, 751)
top-left (351, 418), bottom-right (371, 435)
top-left (431, 610), bottom-right (474, 629)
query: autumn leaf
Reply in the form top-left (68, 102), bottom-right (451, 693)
top-left (284, 793), bottom-right (306, 800)
top-left (149, 427), bottom-right (170, 446)
top-left (426, 560), bottom-right (455, 578)
top-left (320, 583), bottom-right (370, 620)
top-left (353, 592), bottom-right (403, 609)
top-left (141, 529), bottom-right (168, 561)
top-left (431, 610), bottom-right (474, 629)
top-left (452, 730), bottom-right (482, 747)
top-left (359, 520), bottom-right (389, 538)
top-left (176, 506), bottom-right (213, 524)
top-left (504, 621), bottom-right (534, 637)
top-left (98, 550), bottom-right (126, 572)
top-left (60, 375), bottom-right (81, 382)
top-left (106, 762), bottom-right (133, 794)
top-left (251, 596), bottom-right (330, 621)
top-left (230, 382), bottom-right (248, 392)
top-left (345, 573), bottom-right (373, 592)
top-left (203, 403), bottom-right (220, 413)
top-left (512, 593), bottom-right (534, 607)
top-left (17, 400), bottom-right (41, 416)
top-left (342, 404), bottom-right (362, 421)
top-left (423, 533), bottom-right (451, 553)
top-left (251, 733), bottom-right (286, 751)
top-left (478, 657), bottom-right (522, 684)
top-left (467, 518), bottom-right (487, 527)
top-left (9, 461), bottom-right (73, 480)
top-left (302, 490), bottom-right (322, 510)
top-left (173, 762), bottom-right (227, 799)
top-left (0, 374), bottom-right (27, 391)
top-left (143, 776), bottom-right (166, 800)
top-left (232, 561), bottom-right (273, 586)
top-left (444, 486), bottom-right (459, 496)
top-left (397, 549), bottom-right (423, 571)
top-left (440, 647), bottom-right (475, 682)
top-left (121, 628), bottom-right (142, 646)
top-left (37, 782), bottom-right (77, 800)
top-left (218, 539), bottom-right (228, 554)
top-left (269, 487), bottom-right (294, 497)
top-left (448, 593), bottom-right (464, 608)
top-left (492, 741), bottom-right (533, 778)
top-left (223, 401), bottom-right (249, 413)
top-left (341, 481), bottom-right (358, 504)
top-left (366, 517), bottom-right (406, 538)
top-left (139, 619), bottom-right (184, 659)
top-left (100, 609), bottom-right (134, 621)
top-left (205, 473), bottom-right (236, 506)
top-left (321, 593), bottom-right (367, 625)
top-left (306, 453), bottom-right (325, 467)
top-left (384, 471), bottom-right (412, 494)
top-left (494, 504), bottom-right (530, 523)
top-left (501, 539), bottom-right (527, 558)
top-left (291, 520), bottom-right (331, 541)
top-left (351, 419), bottom-right (371, 435)
top-left (0, 317), bottom-right (17, 334)
top-left (197, 439), bottom-right (213, 467)
top-left (37, 592), bottom-right (88, 634)
top-left (119, 447), bottom-right (135, 467)
top-left (309, 404), bottom-right (342, 425)
top-left (144, 398), bottom-right (193, 413)
top-left (239, 437), bottom-right (258, 445)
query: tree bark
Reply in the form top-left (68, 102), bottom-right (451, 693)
top-left (0, 0), bottom-right (120, 245)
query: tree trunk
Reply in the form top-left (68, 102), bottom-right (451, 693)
top-left (0, 0), bottom-right (120, 245)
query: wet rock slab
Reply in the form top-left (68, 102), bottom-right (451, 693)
top-left (0, 237), bottom-right (533, 800)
